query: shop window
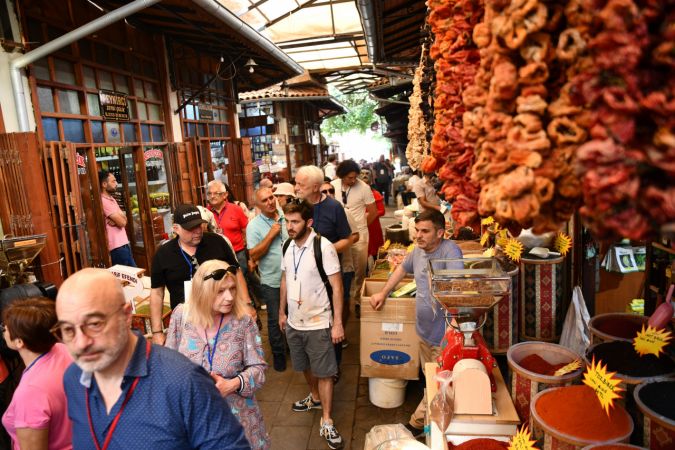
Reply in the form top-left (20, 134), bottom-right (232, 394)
top-left (208, 124), bottom-right (216, 137)
top-left (83, 66), bottom-right (97, 89)
top-left (147, 103), bottom-right (161, 121)
top-left (138, 102), bottom-right (148, 120)
top-left (91, 121), bottom-right (104, 143)
top-left (128, 99), bottom-right (136, 119)
top-left (223, 124), bottom-right (231, 136)
top-left (114, 74), bottom-right (129, 94)
top-left (99, 71), bottom-right (114, 91)
top-left (123, 123), bottom-right (137, 142)
top-left (95, 43), bottom-right (109, 65)
top-left (145, 82), bottom-right (158, 100)
top-left (63, 119), bottom-right (85, 142)
top-left (54, 59), bottom-right (76, 85)
top-left (141, 124), bottom-right (151, 142)
top-left (80, 42), bottom-right (93, 62)
top-left (42, 118), bottom-right (59, 141)
top-left (240, 128), bottom-right (248, 137)
top-left (187, 123), bottom-right (196, 137)
top-left (58, 90), bottom-right (81, 114)
top-left (105, 122), bottom-right (121, 143)
top-left (218, 109), bottom-right (228, 121)
top-left (33, 59), bottom-right (50, 81)
top-left (151, 125), bottom-right (163, 142)
top-left (185, 104), bottom-right (196, 120)
top-left (37, 87), bottom-right (55, 113)
top-left (134, 81), bottom-right (144, 98)
top-left (198, 124), bottom-right (207, 137)
top-left (87, 93), bottom-right (100, 116)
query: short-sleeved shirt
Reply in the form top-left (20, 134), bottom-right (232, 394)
top-left (247, 212), bottom-right (288, 288)
top-left (101, 194), bottom-right (129, 251)
top-left (311, 196), bottom-right (351, 245)
top-left (401, 239), bottom-right (463, 346)
top-left (151, 233), bottom-right (238, 308)
top-left (2, 343), bottom-right (73, 450)
top-left (63, 333), bottom-right (250, 450)
top-left (413, 178), bottom-right (440, 211)
top-left (323, 163), bottom-right (336, 180)
top-left (282, 230), bottom-right (341, 331)
top-left (208, 202), bottom-right (248, 252)
top-left (331, 178), bottom-right (375, 233)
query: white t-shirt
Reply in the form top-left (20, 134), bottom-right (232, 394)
top-left (282, 230), bottom-right (341, 330)
top-left (413, 178), bottom-right (440, 211)
top-left (324, 162), bottom-right (337, 180)
top-left (331, 178), bottom-right (375, 233)
top-left (407, 175), bottom-right (421, 191)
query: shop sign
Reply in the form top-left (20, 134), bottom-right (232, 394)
top-left (98, 90), bottom-right (130, 121)
top-left (199, 108), bottom-right (214, 121)
top-left (143, 148), bottom-right (164, 161)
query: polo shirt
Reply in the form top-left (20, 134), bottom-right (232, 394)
top-left (151, 232), bottom-right (238, 309)
top-left (63, 333), bottom-right (250, 450)
top-left (246, 212), bottom-right (288, 288)
top-left (311, 195), bottom-right (351, 245)
top-left (282, 230), bottom-right (341, 331)
top-left (101, 194), bottom-right (129, 251)
top-left (401, 239), bottom-right (463, 346)
top-left (331, 178), bottom-right (375, 233)
top-left (208, 202), bottom-right (248, 252)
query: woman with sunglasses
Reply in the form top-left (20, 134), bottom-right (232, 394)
top-left (165, 260), bottom-right (269, 449)
top-left (1, 298), bottom-right (73, 450)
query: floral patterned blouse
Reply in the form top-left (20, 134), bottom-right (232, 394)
top-left (165, 304), bottom-right (270, 449)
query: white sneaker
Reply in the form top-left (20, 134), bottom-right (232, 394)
top-left (320, 419), bottom-right (344, 449)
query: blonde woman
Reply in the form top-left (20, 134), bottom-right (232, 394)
top-left (165, 260), bottom-right (269, 449)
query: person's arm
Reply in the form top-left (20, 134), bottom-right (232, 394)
top-left (369, 264), bottom-right (407, 310)
top-left (248, 223), bottom-right (281, 262)
top-left (417, 195), bottom-right (442, 211)
top-left (328, 272), bottom-right (344, 344)
top-left (365, 201), bottom-right (378, 225)
top-left (229, 317), bottom-right (267, 398)
top-left (16, 428), bottom-right (49, 450)
top-left (279, 273), bottom-right (288, 332)
top-left (107, 211), bottom-right (127, 227)
top-left (150, 287), bottom-right (166, 345)
top-left (332, 237), bottom-right (351, 254)
top-left (164, 304), bottom-right (183, 350)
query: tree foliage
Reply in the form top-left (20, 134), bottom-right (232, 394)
top-left (321, 91), bottom-right (378, 136)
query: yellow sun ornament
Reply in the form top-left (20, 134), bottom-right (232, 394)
top-left (481, 216), bottom-right (495, 226)
top-left (583, 357), bottom-right (624, 416)
top-left (496, 229), bottom-right (510, 248)
top-left (554, 232), bottom-right (572, 256)
top-left (633, 325), bottom-right (672, 357)
top-left (483, 247), bottom-right (496, 258)
top-left (508, 425), bottom-right (538, 450)
top-left (503, 238), bottom-right (523, 262)
top-left (480, 231), bottom-right (491, 247)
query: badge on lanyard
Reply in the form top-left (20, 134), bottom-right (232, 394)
top-left (288, 278), bottom-right (301, 306)
top-left (184, 280), bottom-right (193, 303)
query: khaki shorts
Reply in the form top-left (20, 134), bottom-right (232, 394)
top-left (286, 326), bottom-right (337, 378)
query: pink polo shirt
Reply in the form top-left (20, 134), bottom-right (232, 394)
top-left (102, 194), bottom-right (130, 251)
top-left (2, 343), bottom-right (73, 450)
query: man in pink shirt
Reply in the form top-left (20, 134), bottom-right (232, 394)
top-left (99, 170), bottom-right (136, 267)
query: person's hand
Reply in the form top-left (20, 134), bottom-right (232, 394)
top-left (269, 222), bottom-right (281, 238)
top-left (331, 323), bottom-right (344, 344)
top-left (106, 218), bottom-right (116, 227)
top-left (279, 312), bottom-right (287, 333)
top-left (370, 292), bottom-right (386, 310)
top-left (210, 372), bottom-right (241, 397)
top-left (245, 304), bottom-right (257, 322)
top-left (247, 259), bottom-right (257, 273)
top-left (152, 332), bottom-right (166, 346)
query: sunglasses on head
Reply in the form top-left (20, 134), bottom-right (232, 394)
top-left (203, 265), bottom-right (238, 281)
top-left (321, 188), bottom-right (335, 195)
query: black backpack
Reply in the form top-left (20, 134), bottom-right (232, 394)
top-left (282, 233), bottom-right (333, 311)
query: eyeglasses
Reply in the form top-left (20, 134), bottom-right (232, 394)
top-left (50, 303), bottom-right (126, 343)
top-left (203, 265), bottom-right (238, 281)
top-left (321, 188), bottom-right (335, 195)
top-left (206, 192), bottom-right (226, 198)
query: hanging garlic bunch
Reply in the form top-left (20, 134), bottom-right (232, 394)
top-left (406, 44), bottom-right (429, 170)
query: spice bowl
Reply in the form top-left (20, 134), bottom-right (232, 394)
top-left (507, 341), bottom-right (583, 435)
top-left (589, 313), bottom-right (648, 345)
top-left (531, 385), bottom-right (633, 449)
top-left (633, 379), bottom-right (675, 450)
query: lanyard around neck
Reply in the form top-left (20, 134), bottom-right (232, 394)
top-left (205, 314), bottom-right (225, 372)
top-left (23, 352), bottom-right (47, 374)
top-left (86, 340), bottom-right (151, 450)
top-left (179, 245), bottom-right (196, 278)
top-left (292, 245), bottom-right (308, 281)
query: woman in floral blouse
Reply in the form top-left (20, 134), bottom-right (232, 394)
top-left (166, 259), bottom-right (270, 449)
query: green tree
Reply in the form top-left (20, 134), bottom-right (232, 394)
top-left (321, 91), bottom-right (378, 136)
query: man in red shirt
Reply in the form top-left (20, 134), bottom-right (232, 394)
top-left (206, 180), bottom-right (250, 274)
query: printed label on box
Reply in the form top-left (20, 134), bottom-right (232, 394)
top-left (382, 322), bottom-right (403, 333)
top-left (369, 350), bottom-right (411, 366)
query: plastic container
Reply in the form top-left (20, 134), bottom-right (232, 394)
top-left (507, 342), bottom-right (583, 431)
top-left (589, 313), bottom-right (647, 344)
top-left (368, 378), bottom-right (408, 409)
top-left (582, 444), bottom-right (646, 449)
top-left (633, 380), bottom-right (675, 450)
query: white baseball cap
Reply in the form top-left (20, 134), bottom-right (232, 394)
top-left (273, 182), bottom-right (296, 197)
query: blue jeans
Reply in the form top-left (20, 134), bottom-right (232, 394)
top-left (258, 284), bottom-right (285, 356)
top-left (110, 244), bottom-right (136, 267)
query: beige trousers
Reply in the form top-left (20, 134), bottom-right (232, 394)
top-left (350, 231), bottom-right (369, 305)
top-left (409, 340), bottom-right (441, 428)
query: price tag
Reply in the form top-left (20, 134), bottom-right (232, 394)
top-left (583, 357), bottom-right (624, 416)
top-left (633, 325), bottom-right (672, 357)
top-left (382, 240), bottom-right (391, 251)
top-left (508, 425), bottom-right (538, 450)
top-left (554, 359), bottom-right (582, 377)
top-left (480, 230), bottom-right (490, 246)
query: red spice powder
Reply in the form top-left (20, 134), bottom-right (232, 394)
top-left (518, 354), bottom-right (568, 375)
top-left (589, 446), bottom-right (636, 449)
top-left (449, 438), bottom-right (509, 450)
top-left (535, 385), bottom-right (631, 441)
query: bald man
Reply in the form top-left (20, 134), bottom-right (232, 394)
top-left (56, 268), bottom-right (250, 449)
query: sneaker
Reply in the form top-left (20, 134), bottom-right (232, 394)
top-left (341, 339), bottom-right (349, 349)
top-left (320, 419), bottom-right (344, 449)
top-left (273, 353), bottom-right (286, 372)
top-left (403, 422), bottom-right (424, 439)
top-left (260, 304), bottom-right (267, 310)
top-left (292, 393), bottom-right (322, 412)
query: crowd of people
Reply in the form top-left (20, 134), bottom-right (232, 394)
top-left (0, 156), bottom-right (460, 450)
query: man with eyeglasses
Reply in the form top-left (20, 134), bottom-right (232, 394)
top-left (246, 187), bottom-right (289, 371)
top-left (55, 268), bottom-right (250, 449)
top-left (206, 180), bottom-right (249, 274)
top-left (149, 204), bottom-right (246, 345)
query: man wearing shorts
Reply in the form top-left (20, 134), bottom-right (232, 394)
top-left (279, 199), bottom-right (344, 450)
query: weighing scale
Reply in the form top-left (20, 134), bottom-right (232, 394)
top-left (0, 234), bottom-right (47, 286)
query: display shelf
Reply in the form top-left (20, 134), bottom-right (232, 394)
top-left (96, 156), bottom-right (118, 161)
top-left (128, 181), bottom-right (167, 186)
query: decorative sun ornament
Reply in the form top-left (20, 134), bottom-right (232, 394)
top-left (503, 238), bottom-right (524, 262)
top-left (554, 232), bottom-right (572, 256)
top-left (481, 216), bottom-right (495, 226)
top-left (495, 229), bottom-right (510, 248)
top-left (482, 247), bottom-right (496, 258)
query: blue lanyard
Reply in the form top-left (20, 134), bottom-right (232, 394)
top-left (23, 352), bottom-right (47, 374)
top-left (205, 314), bottom-right (225, 372)
top-left (292, 245), bottom-right (307, 280)
top-left (179, 246), bottom-right (195, 278)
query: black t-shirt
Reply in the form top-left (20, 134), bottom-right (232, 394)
top-left (150, 233), bottom-right (238, 309)
top-left (312, 196), bottom-right (351, 244)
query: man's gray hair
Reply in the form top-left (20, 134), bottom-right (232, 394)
top-left (296, 165), bottom-right (324, 186)
top-left (207, 179), bottom-right (226, 192)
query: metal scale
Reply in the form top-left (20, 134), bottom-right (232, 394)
top-left (0, 234), bottom-right (47, 287)
top-left (428, 257), bottom-right (511, 415)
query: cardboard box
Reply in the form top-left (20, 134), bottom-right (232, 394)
top-left (360, 279), bottom-right (420, 380)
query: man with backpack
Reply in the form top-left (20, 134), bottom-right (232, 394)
top-left (278, 199), bottom-right (344, 450)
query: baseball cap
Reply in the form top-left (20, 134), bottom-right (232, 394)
top-left (173, 204), bottom-right (207, 230)
top-left (273, 182), bottom-right (296, 197)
